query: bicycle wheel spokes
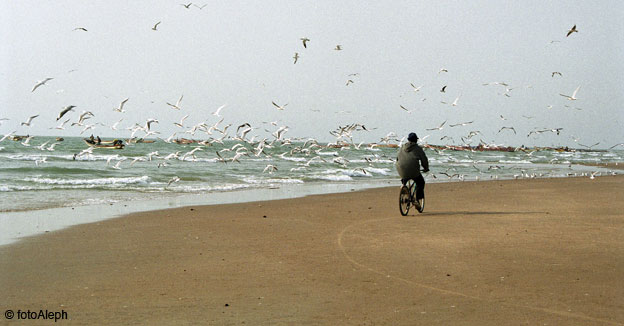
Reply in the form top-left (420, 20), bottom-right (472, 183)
top-left (399, 185), bottom-right (411, 216)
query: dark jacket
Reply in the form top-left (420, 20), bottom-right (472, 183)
top-left (396, 141), bottom-right (429, 180)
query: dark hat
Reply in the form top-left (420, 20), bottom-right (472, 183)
top-left (408, 132), bottom-right (418, 142)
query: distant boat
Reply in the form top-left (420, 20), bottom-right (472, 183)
top-left (56, 137), bottom-right (64, 141)
top-left (83, 138), bottom-right (125, 149)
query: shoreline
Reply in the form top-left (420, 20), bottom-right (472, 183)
top-left (1, 175), bottom-right (622, 325)
top-left (2, 164), bottom-right (621, 246)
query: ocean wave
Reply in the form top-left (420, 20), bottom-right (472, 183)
top-left (24, 175), bottom-right (151, 185)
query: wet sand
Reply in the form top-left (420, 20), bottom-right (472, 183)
top-left (1, 176), bottom-right (623, 325)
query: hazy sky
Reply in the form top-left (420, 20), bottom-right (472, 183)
top-left (1, 0), bottom-right (622, 148)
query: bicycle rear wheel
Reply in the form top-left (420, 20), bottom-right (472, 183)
top-left (399, 184), bottom-right (411, 216)
top-left (416, 195), bottom-right (425, 213)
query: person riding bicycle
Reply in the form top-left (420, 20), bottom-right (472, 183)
top-left (396, 132), bottom-right (429, 202)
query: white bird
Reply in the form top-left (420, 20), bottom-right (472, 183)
top-left (449, 121), bottom-right (473, 127)
top-left (152, 21), bottom-right (161, 31)
top-left (272, 101), bottom-right (288, 110)
top-left (57, 105), bottom-right (76, 120)
top-left (300, 37), bottom-right (310, 48)
top-left (426, 120), bottom-right (447, 131)
top-left (21, 114), bottom-right (40, 126)
top-left (334, 45), bottom-right (342, 51)
top-left (212, 104), bottom-right (227, 117)
top-left (51, 119), bottom-right (70, 130)
top-left (166, 95), bottom-right (183, 110)
top-left (293, 52), bottom-right (299, 64)
top-left (180, 3), bottom-right (192, 9)
top-left (263, 164), bottom-right (278, 174)
top-left (113, 98), bottom-right (129, 112)
top-left (451, 96), bottom-right (460, 106)
top-left (31, 78), bottom-right (53, 92)
top-left (174, 115), bottom-right (188, 128)
top-left (410, 83), bottom-right (423, 92)
top-left (438, 68), bottom-right (448, 74)
top-left (0, 131), bottom-right (16, 143)
top-left (560, 86), bottom-right (580, 100)
top-left (399, 105), bottom-right (411, 114)
top-left (166, 176), bottom-right (180, 187)
top-left (110, 118), bottom-right (123, 130)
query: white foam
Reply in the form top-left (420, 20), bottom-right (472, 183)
top-left (24, 175), bottom-right (151, 185)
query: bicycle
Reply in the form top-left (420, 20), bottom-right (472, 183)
top-left (399, 175), bottom-right (425, 216)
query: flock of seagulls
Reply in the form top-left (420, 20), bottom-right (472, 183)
top-left (0, 17), bottom-right (620, 188)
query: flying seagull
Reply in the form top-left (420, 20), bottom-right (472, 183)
top-left (426, 120), bottom-right (447, 131)
top-left (560, 86), bottom-right (580, 100)
top-left (180, 3), bottom-right (192, 9)
top-left (152, 21), bottom-right (161, 31)
top-left (166, 95), bottom-right (183, 110)
top-left (440, 85), bottom-right (447, 93)
top-left (31, 78), bottom-right (54, 92)
top-left (300, 37), bottom-right (310, 48)
top-left (399, 105), bottom-right (411, 113)
top-left (73, 27), bottom-right (88, 32)
top-left (57, 105), bottom-right (76, 120)
top-left (334, 45), bottom-right (342, 51)
top-left (21, 114), bottom-right (40, 126)
top-left (272, 101), bottom-right (288, 110)
top-left (212, 104), bottom-right (227, 117)
top-left (114, 98), bottom-right (129, 112)
top-left (293, 52), bottom-right (299, 64)
top-left (566, 24), bottom-right (578, 37)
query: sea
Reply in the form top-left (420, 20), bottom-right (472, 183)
top-left (0, 136), bottom-right (621, 245)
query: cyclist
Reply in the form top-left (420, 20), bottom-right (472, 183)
top-left (396, 132), bottom-right (429, 204)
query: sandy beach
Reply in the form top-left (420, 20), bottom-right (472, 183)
top-left (1, 176), bottom-right (623, 325)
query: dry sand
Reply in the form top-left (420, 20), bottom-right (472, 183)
top-left (1, 176), bottom-right (623, 325)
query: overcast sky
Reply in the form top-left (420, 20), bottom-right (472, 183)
top-left (1, 0), bottom-right (622, 148)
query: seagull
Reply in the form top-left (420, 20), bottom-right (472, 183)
top-left (174, 115), bottom-right (189, 128)
top-left (212, 104), bottom-right (227, 117)
top-left (180, 3), bottom-right (192, 9)
top-left (451, 96), bottom-right (460, 106)
top-left (110, 118), bottom-right (123, 130)
top-left (552, 71), bottom-right (562, 77)
top-left (31, 78), bottom-right (53, 92)
top-left (438, 68), bottom-right (448, 74)
top-left (193, 3), bottom-right (207, 9)
top-left (263, 164), bottom-right (278, 174)
top-left (51, 119), bottom-right (70, 130)
top-left (300, 37), bottom-right (310, 48)
top-left (272, 101), bottom-right (288, 110)
top-left (560, 86), bottom-right (580, 100)
top-left (410, 83), bottom-right (423, 92)
top-left (449, 121), bottom-right (473, 127)
top-left (579, 142), bottom-right (600, 150)
top-left (166, 95), bottom-right (183, 110)
top-left (499, 115), bottom-right (507, 120)
top-left (498, 126), bottom-right (517, 134)
top-left (73, 27), bottom-right (88, 32)
top-left (440, 85), bottom-right (447, 93)
top-left (399, 105), bottom-right (411, 113)
top-left (566, 24), bottom-right (578, 37)
top-left (426, 120), bottom-right (447, 131)
top-left (113, 98), bottom-right (129, 112)
top-left (152, 21), bottom-right (161, 31)
top-left (0, 131), bottom-right (16, 143)
top-left (293, 52), bottom-right (299, 64)
top-left (21, 114), bottom-right (40, 126)
top-left (334, 45), bottom-right (342, 51)
top-left (345, 79), bottom-right (354, 86)
top-left (608, 143), bottom-right (624, 150)
top-left (57, 105), bottom-right (76, 120)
